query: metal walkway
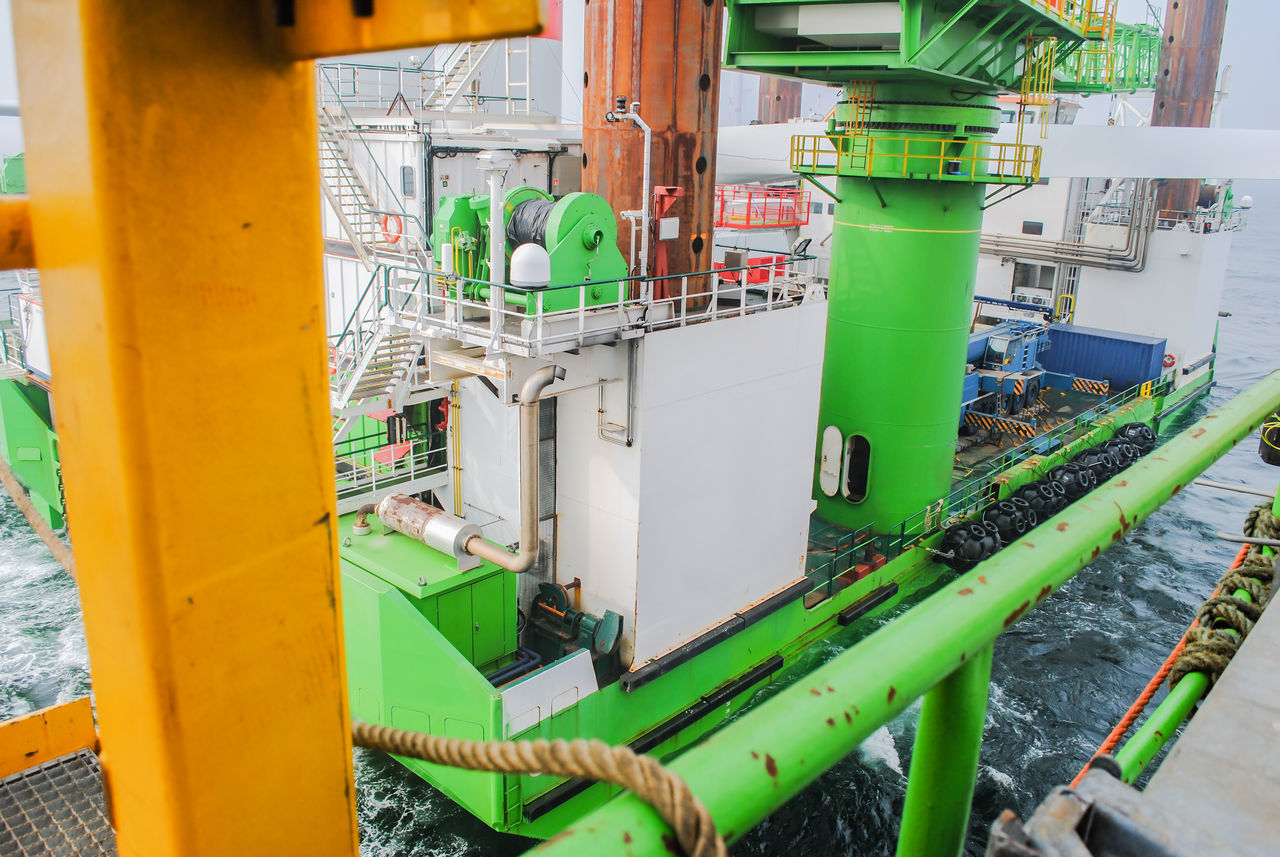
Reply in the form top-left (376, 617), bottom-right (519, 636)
top-left (1140, 586), bottom-right (1280, 855)
top-left (0, 749), bottom-right (115, 857)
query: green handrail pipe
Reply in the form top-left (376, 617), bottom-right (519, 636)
top-left (1112, 471), bottom-right (1280, 782)
top-left (531, 368), bottom-right (1280, 857)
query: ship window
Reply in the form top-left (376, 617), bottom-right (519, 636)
top-left (812, 201), bottom-right (822, 214)
top-left (842, 435), bottom-right (870, 503)
top-left (1022, 220), bottom-right (1044, 235)
top-left (401, 165), bottom-right (416, 198)
top-left (827, 203), bottom-right (835, 215)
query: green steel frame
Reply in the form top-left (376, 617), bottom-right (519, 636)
top-left (724, 0), bottom-right (1087, 88)
top-left (532, 368), bottom-right (1280, 857)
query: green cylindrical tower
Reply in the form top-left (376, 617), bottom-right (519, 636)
top-left (813, 83), bottom-right (1003, 532)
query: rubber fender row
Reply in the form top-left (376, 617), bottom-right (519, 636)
top-left (938, 422), bottom-right (1156, 572)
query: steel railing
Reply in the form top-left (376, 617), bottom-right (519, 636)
top-left (790, 134), bottom-right (1042, 185)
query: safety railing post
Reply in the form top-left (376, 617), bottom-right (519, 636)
top-left (895, 645), bottom-right (994, 857)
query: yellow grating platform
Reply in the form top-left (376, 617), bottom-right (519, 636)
top-left (0, 749), bottom-right (115, 857)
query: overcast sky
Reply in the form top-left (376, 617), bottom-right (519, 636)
top-left (0, 0), bottom-right (1272, 156)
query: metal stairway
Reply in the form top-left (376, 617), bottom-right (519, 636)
top-left (333, 326), bottom-right (423, 411)
top-left (423, 42), bottom-right (495, 112)
top-left (318, 113), bottom-right (384, 271)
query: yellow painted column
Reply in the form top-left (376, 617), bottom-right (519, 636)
top-left (12, 2), bottom-right (358, 855)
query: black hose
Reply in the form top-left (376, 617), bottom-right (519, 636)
top-left (507, 198), bottom-right (556, 248)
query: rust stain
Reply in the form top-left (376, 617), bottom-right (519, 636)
top-left (1037, 585), bottom-right (1052, 602)
top-left (1112, 529), bottom-right (1122, 542)
top-left (978, 576), bottom-right (988, 584)
top-left (624, 832), bottom-right (633, 844)
top-left (1022, 542), bottom-right (1035, 549)
top-left (1172, 483), bottom-right (1182, 495)
top-left (1191, 428), bottom-right (1206, 438)
top-left (958, 587), bottom-right (974, 596)
top-left (809, 688), bottom-right (822, 696)
top-left (826, 717), bottom-right (836, 727)
top-left (751, 751), bottom-right (759, 760)
top-left (1003, 600), bottom-right (1031, 628)
top-left (887, 686), bottom-right (897, 703)
top-left (1091, 546), bottom-right (1101, 559)
top-left (1117, 480), bottom-right (1128, 487)
top-left (844, 711), bottom-right (852, 724)
top-left (826, 686), bottom-right (835, 693)
top-left (765, 754), bottom-right (778, 780)
top-left (547, 830), bottom-right (576, 845)
top-left (1056, 522), bottom-right (1070, 532)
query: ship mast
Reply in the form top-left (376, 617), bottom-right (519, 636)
top-left (1151, 0), bottom-right (1230, 213)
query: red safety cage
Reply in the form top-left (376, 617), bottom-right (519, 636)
top-left (714, 184), bottom-right (811, 229)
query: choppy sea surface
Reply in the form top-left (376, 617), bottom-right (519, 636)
top-left (0, 184), bottom-right (1276, 857)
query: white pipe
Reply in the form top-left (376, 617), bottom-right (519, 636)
top-left (626, 102), bottom-right (652, 280)
top-left (464, 364), bottom-right (567, 572)
top-left (488, 169), bottom-right (505, 287)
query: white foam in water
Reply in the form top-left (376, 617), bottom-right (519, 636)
top-left (858, 725), bottom-right (903, 776)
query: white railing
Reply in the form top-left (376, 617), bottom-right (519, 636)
top-left (335, 433), bottom-right (449, 514)
top-left (316, 39), bottom-right (532, 119)
top-left (380, 254), bottom-right (823, 358)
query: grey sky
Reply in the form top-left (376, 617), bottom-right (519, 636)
top-left (0, 0), bottom-right (1273, 157)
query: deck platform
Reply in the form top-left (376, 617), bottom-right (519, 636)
top-left (1141, 587), bottom-right (1280, 855)
top-left (0, 749), bottom-right (115, 857)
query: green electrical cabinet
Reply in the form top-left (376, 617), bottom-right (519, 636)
top-left (339, 512), bottom-right (517, 673)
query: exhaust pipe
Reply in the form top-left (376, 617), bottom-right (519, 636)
top-left (464, 364), bottom-right (566, 572)
top-left (353, 364), bottom-right (566, 574)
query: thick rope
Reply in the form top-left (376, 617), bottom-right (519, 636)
top-left (1169, 526), bottom-right (1275, 688)
top-left (1068, 543), bottom-right (1249, 788)
top-left (0, 455), bottom-right (74, 577)
top-left (353, 722), bottom-right (726, 857)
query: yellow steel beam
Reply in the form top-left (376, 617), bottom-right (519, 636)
top-left (0, 697), bottom-right (96, 778)
top-left (12, 2), bottom-right (358, 855)
top-left (268, 0), bottom-right (543, 60)
top-left (0, 195), bottom-right (34, 269)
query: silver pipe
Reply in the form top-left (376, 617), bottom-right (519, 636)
top-left (1216, 532), bottom-right (1280, 548)
top-left (465, 364), bottom-right (566, 572)
top-left (1194, 479), bottom-right (1276, 499)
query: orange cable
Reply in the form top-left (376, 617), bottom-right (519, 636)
top-left (1068, 542), bottom-right (1251, 788)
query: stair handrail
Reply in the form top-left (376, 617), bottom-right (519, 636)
top-left (316, 69), bottom-right (431, 257)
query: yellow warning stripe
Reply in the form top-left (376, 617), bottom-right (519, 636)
top-left (1014, 378), bottom-right (1025, 395)
top-left (963, 411), bottom-right (1038, 438)
top-left (1072, 378), bottom-right (1110, 395)
top-left (834, 220), bottom-right (981, 235)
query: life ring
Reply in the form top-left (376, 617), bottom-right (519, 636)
top-left (381, 213), bottom-right (403, 244)
top-left (1163, 353), bottom-right (1176, 368)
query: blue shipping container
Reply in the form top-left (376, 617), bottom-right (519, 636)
top-left (1040, 323), bottom-right (1167, 392)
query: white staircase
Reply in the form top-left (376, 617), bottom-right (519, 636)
top-left (333, 326), bottom-right (423, 411)
top-left (423, 42), bottom-right (495, 112)
top-left (318, 112), bottom-right (384, 270)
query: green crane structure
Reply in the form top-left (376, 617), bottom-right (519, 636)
top-left (723, 0), bottom-right (1121, 533)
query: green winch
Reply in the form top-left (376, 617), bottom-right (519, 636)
top-left (432, 186), bottom-right (628, 313)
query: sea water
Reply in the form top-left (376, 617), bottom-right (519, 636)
top-left (0, 184), bottom-right (1276, 857)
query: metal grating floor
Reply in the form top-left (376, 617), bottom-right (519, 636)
top-left (0, 749), bottom-right (116, 857)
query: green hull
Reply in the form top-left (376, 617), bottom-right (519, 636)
top-left (338, 386), bottom-right (1183, 837)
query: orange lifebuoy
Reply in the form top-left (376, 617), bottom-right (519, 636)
top-left (1163, 353), bottom-right (1176, 368)
top-left (381, 213), bottom-right (403, 244)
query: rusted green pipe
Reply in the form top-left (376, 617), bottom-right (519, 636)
top-left (531, 368), bottom-right (1280, 857)
top-left (895, 645), bottom-right (993, 857)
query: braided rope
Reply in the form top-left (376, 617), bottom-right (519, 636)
top-left (353, 722), bottom-right (726, 857)
top-left (0, 455), bottom-right (74, 576)
top-left (1167, 504), bottom-right (1277, 688)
